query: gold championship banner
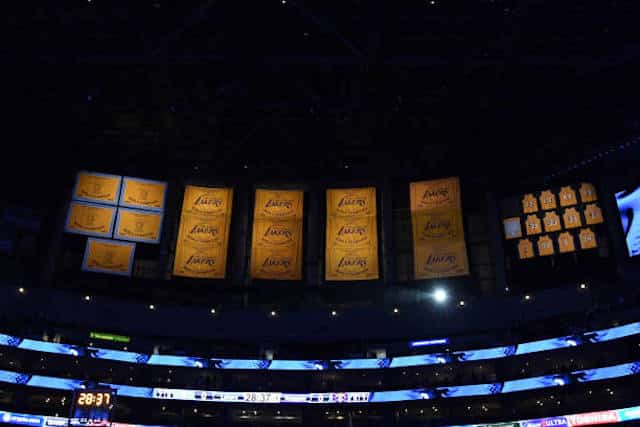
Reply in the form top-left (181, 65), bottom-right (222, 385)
top-left (173, 186), bottom-right (233, 279)
top-left (120, 177), bottom-right (167, 211)
top-left (73, 171), bottom-right (122, 205)
top-left (325, 187), bottom-right (379, 281)
top-left (115, 208), bottom-right (163, 244)
top-left (65, 201), bottom-right (116, 238)
top-left (250, 189), bottom-right (303, 280)
top-left (410, 177), bottom-right (470, 279)
top-left (82, 238), bottom-right (135, 276)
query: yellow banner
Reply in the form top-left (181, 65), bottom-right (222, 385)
top-left (325, 187), bottom-right (378, 281)
top-left (82, 238), bottom-right (135, 276)
top-left (173, 186), bottom-right (233, 279)
top-left (250, 189), bottom-right (303, 280)
top-left (410, 177), bottom-right (469, 279)
top-left (73, 171), bottom-right (121, 205)
top-left (65, 201), bottom-right (116, 238)
top-left (120, 177), bottom-right (167, 211)
top-left (115, 208), bottom-right (163, 243)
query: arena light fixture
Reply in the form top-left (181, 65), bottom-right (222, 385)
top-left (393, 307), bottom-right (399, 314)
top-left (433, 288), bottom-right (447, 303)
top-left (18, 287), bottom-right (25, 294)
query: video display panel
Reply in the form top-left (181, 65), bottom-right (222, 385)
top-left (615, 185), bottom-right (640, 257)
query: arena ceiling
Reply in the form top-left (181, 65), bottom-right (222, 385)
top-left (5, 0), bottom-right (640, 200)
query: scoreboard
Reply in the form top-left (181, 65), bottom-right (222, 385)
top-left (70, 389), bottom-right (115, 427)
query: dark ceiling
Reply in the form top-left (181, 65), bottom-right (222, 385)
top-left (4, 0), bottom-right (640, 200)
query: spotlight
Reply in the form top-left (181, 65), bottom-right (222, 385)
top-left (331, 310), bottom-right (337, 316)
top-left (524, 294), bottom-right (531, 301)
top-left (579, 283), bottom-right (587, 289)
top-left (18, 287), bottom-right (25, 294)
top-left (393, 307), bottom-right (399, 313)
top-left (210, 308), bottom-right (216, 314)
top-left (149, 304), bottom-right (156, 310)
top-left (84, 295), bottom-right (91, 301)
top-left (270, 310), bottom-right (277, 317)
top-left (459, 300), bottom-right (465, 307)
top-left (433, 288), bottom-right (447, 303)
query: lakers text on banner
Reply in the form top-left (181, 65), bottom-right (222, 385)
top-left (410, 177), bottom-right (470, 279)
top-left (82, 238), bottom-right (135, 277)
top-left (325, 187), bottom-right (379, 281)
top-left (64, 201), bottom-right (116, 238)
top-left (114, 208), bottom-right (163, 244)
top-left (72, 171), bottom-right (122, 205)
top-left (119, 177), bottom-right (167, 211)
top-left (250, 189), bottom-right (303, 280)
top-left (173, 186), bottom-right (233, 279)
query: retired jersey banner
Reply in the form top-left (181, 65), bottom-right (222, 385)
top-left (410, 177), bottom-right (469, 279)
top-left (82, 238), bottom-right (135, 276)
top-left (325, 187), bottom-right (379, 281)
top-left (114, 208), bottom-right (163, 244)
top-left (119, 177), bottom-right (167, 211)
top-left (173, 186), bottom-right (233, 279)
top-left (72, 171), bottom-right (122, 205)
top-left (250, 189), bottom-right (303, 280)
top-left (64, 201), bottom-right (116, 238)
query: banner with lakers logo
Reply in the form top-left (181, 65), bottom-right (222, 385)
top-left (250, 189), bottom-right (303, 280)
top-left (64, 201), bottom-right (116, 238)
top-left (325, 187), bottom-right (379, 281)
top-left (173, 186), bottom-right (233, 279)
top-left (114, 208), bottom-right (163, 244)
top-left (82, 238), bottom-right (135, 276)
top-left (73, 171), bottom-right (122, 205)
top-left (410, 177), bottom-right (469, 279)
top-left (119, 177), bottom-right (167, 211)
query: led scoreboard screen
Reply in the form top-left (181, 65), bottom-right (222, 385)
top-left (70, 389), bottom-right (115, 427)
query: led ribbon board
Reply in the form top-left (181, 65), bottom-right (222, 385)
top-left (0, 361), bottom-right (638, 403)
top-left (0, 322), bottom-right (638, 370)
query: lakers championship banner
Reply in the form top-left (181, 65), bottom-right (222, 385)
top-left (114, 208), bottom-right (163, 244)
top-left (250, 189), bottom-right (303, 280)
top-left (82, 238), bottom-right (135, 276)
top-left (410, 177), bottom-right (470, 279)
top-left (325, 187), bottom-right (379, 281)
top-left (64, 201), bottom-right (116, 238)
top-left (173, 186), bottom-right (234, 279)
top-left (72, 171), bottom-right (122, 205)
top-left (119, 177), bottom-right (167, 211)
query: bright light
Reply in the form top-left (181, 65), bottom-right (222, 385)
top-left (459, 300), bottom-right (465, 307)
top-left (393, 307), bottom-right (399, 313)
top-left (210, 308), bottom-right (216, 314)
top-left (84, 295), bottom-right (91, 301)
top-left (410, 338), bottom-right (449, 347)
top-left (270, 311), bottom-right (277, 317)
top-left (149, 304), bottom-right (155, 310)
top-left (553, 377), bottom-right (566, 386)
top-left (580, 283), bottom-right (587, 289)
top-left (433, 288), bottom-right (447, 303)
top-left (566, 338), bottom-right (578, 347)
top-left (331, 310), bottom-right (337, 316)
top-left (18, 287), bottom-right (25, 294)
top-left (524, 294), bottom-right (531, 301)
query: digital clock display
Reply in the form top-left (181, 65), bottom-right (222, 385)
top-left (70, 389), bottom-right (115, 427)
top-left (76, 392), bottom-right (112, 407)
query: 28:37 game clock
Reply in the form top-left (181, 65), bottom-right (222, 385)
top-left (70, 389), bottom-right (116, 427)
